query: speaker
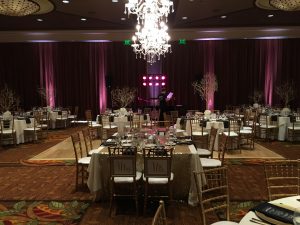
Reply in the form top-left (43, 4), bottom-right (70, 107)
top-left (105, 76), bottom-right (112, 88)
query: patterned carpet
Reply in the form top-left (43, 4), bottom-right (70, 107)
top-left (0, 127), bottom-right (299, 224)
top-left (0, 200), bottom-right (89, 225)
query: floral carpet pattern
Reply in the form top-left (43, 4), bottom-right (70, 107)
top-left (0, 201), bottom-right (89, 225)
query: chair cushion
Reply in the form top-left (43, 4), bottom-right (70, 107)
top-left (88, 148), bottom-right (101, 155)
top-left (223, 131), bottom-right (238, 137)
top-left (1, 130), bottom-right (16, 134)
top-left (240, 129), bottom-right (252, 134)
top-left (78, 157), bottom-right (91, 165)
top-left (103, 125), bottom-right (117, 129)
top-left (243, 126), bottom-right (252, 130)
top-left (113, 171), bottom-right (142, 183)
top-left (260, 125), bottom-right (277, 129)
top-left (24, 127), bottom-right (41, 131)
top-left (192, 131), bottom-right (209, 136)
top-left (197, 148), bottom-right (211, 156)
top-left (288, 126), bottom-right (300, 130)
top-left (200, 158), bottom-right (222, 168)
top-left (143, 172), bottom-right (174, 184)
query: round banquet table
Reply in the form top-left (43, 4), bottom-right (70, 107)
top-left (239, 195), bottom-right (300, 224)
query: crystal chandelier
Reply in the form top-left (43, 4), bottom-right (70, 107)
top-left (0, 0), bottom-right (54, 17)
top-left (125, 0), bottom-right (174, 24)
top-left (125, 0), bottom-right (174, 64)
top-left (132, 19), bottom-right (171, 64)
top-left (269, 0), bottom-right (300, 11)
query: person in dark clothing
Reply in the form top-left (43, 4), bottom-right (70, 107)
top-left (158, 87), bottom-right (168, 121)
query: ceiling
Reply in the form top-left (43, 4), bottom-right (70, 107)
top-left (1, 0), bottom-right (300, 42)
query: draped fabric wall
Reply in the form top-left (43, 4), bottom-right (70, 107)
top-left (0, 43), bottom-right (40, 110)
top-left (39, 43), bottom-right (56, 107)
top-left (0, 39), bottom-right (299, 118)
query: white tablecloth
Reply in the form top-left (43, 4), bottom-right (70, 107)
top-left (87, 144), bottom-right (204, 206)
top-left (239, 196), bottom-right (300, 225)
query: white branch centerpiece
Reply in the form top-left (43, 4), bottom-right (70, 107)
top-left (0, 84), bottom-right (20, 113)
top-left (111, 87), bottom-right (137, 108)
top-left (192, 73), bottom-right (218, 110)
top-left (275, 81), bottom-right (295, 108)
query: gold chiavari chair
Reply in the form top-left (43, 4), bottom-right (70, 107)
top-left (151, 200), bottom-right (167, 225)
top-left (264, 160), bottom-right (300, 201)
top-left (193, 166), bottom-right (238, 225)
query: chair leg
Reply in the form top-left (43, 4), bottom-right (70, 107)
top-left (109, 180), bottom-right (114, 216)
top-left (75, 166), bottom-right (79, 191)
top-left (144, 182), bottom-right (148, 216)
top-left (134, 182), bottom-right (139, 216)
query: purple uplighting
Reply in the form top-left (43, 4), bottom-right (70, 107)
top-left (39, 43), bottom-right (55, 107)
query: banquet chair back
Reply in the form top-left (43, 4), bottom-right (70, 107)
top-left (108, 146), bottom-right (140, 216)
top-left (82, 128), bottom-right (94, 156)
top-left (258, 113), bottom-right (278, 141)
top-left (190, 118), bottom-right (209, 149)
top-left (127, 114), bottom-right (141, 129)
top-left (151, 200), bottom-right (167, 225)
top-left (208, 127), bottom-right (218, 156)
top-left (71, 132), bottom-right (91, 191)
top-left (0, 117), bottom-right (16, 146)
top-left (85, 110), bottom-right (103, 139)
top-left (143, 146), bottom-right (174, 215)
top-left (101, 114), bottom-right (117, 138)
top-left (287, 115), bottom-right (300, 142)
top-left (193, 166), bottom-right (237, 225)
top-left (55, 110), bottom-right (69, 128)
top-left (223, 118), bottom-right (241, 152)
top-left (264, 160), bottom-right (300, 201)
top-left (24, 114), bottom-right (43, 143)
top-left (70, 106), bottom-right (79, 126)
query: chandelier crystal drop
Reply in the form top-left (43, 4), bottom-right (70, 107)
top-left (269, 0), bottom-right (300, 11)
top-left (0, 0), bottom-right (40, 16)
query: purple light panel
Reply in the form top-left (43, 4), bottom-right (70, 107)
top-left (141, 74), bottom-right (167, 87)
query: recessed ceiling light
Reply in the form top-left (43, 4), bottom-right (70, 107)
top-left (268, 14), bottom-right (274, 18)
top-left (62, 0), bottom-right (69, 3)
top-left (220, 15), bottom-right (227, 19)
top-left (37, 18), bottom-right (43, 22)
top-left (189, 0), bottom-right (194, 2)
top-left (182, 16), bottom-right (188, 20)
top-left (120, 17), bottom-right (126, 21)
top-left (112, 0), bottom-right (118, 2)
top-left (81, 18), bottom-right (87, 21)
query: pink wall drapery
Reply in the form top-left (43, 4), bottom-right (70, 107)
top-left (39, 43), bottom-right (56, 107)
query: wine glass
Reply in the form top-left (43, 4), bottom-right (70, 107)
top-left (293, 208), bottom-right (300, 225)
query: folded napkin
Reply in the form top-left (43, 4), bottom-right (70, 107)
top-left (251, 202), bottom-right (293, 225)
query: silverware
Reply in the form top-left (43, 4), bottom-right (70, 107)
top-left (250, 218), bottom-right (270, 225)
